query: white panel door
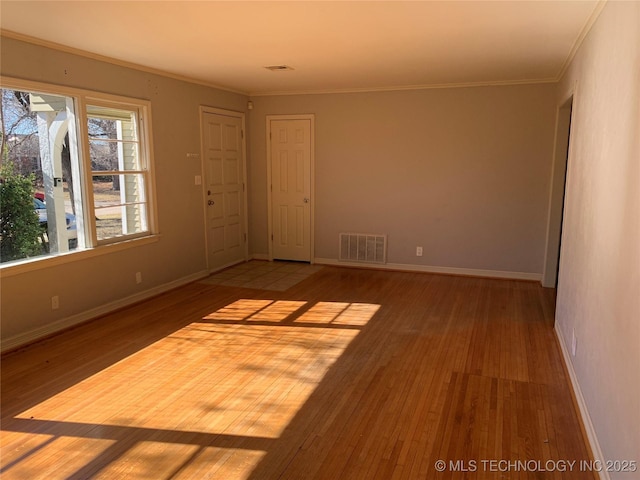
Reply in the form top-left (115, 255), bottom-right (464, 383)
top-left (202, 111), bottom-right (246, 271)
top-left (270, 119), bottom-right (311, 262)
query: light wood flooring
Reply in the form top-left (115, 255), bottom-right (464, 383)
top-left (199, 260), bottom-right (324, 291)
top-left (1, 266), bottom-right (595, 479)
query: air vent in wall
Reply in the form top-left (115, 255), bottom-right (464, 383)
top-left (339, 233), bottom-right (387, 264)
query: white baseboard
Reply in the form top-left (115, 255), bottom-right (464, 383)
top-left (1, 270), bottom-right (209, 353)
top-left (313, 258), bottom-right (542, 281)
top-left (555, 326), bottom-right (608, 480)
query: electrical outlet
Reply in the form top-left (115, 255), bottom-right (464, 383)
top-left (51, 295), bottom-right (59, 310)
top-left (416, 246), bottom-right (423, 257)
top-left (571, 329), bottom-right (577, 356)
top-left (135, 272), bottom-right (142, 284)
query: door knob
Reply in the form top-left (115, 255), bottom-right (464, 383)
top-left (303, 197), bottom-right (310, 203)
top-left (208, 200), bottom-right (215, 206)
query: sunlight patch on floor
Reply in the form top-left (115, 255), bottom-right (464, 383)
top-left (1, 434), bottom-right (116, 480)
top-left (204, 299), bottom-right (275, 321)
top-left (296, 301), bottom-right (381, 326)
top-left (248, 300), bottom-right (308, 322)
top-left (3, 298), bottom-right (380, 479)
top-left (92, 442), bottom-right (203, 480)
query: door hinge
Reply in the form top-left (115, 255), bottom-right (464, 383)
top-left (241, 130), bottom-right (244, 139)
top-left (244, 233), bottom-right (247, 242)
top-left (271, 234), bottom-right (274, 242)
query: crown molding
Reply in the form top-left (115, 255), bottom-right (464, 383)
top-left (249, 78), bottom-right (559, 97)
top-left (0, 29), bottom-right (249, 96)
top-left (555, 0), bottom-right (608, 81)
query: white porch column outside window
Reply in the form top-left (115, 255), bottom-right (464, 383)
top-left (35, 106), bottom-right (69, 253)
top-left (65, 97), bottom-right (84, 248)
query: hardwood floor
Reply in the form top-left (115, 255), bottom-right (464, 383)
top-left (1, 267), bottom-right (595, 479)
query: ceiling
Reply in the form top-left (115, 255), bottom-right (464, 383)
top-left (0, 1), bottom-right (603, 96)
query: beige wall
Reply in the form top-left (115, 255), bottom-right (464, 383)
top-left (248, 84), bottom-right (557, 275)
top-left (555, 1), bottom-right (640, 474)
top-left (0, 36), bottom-right (248, 347)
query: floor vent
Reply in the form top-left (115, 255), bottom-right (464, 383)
top-left (339, 233), bottom-right (387, 264)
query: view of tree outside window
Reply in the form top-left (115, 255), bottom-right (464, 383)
top-left (0, 89), bottom-right (78, 263)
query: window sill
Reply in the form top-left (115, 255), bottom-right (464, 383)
top-left (0, 234), bottom-right (161, 278)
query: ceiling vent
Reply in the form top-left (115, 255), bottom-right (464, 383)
top-left (264, 65), bottom-right (295, 72)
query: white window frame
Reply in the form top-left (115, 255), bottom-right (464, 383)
top-left (81, 97), bottom-right (155, 246)
top-left (0, 77), bottom-right (158, 276)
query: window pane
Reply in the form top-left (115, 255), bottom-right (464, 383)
top-left (95, 203), bottom-right (148, 241)
top-left (87, 106), bottom-right (137, 141)
top-left (1, 88), bottom-right (80, 264)
top-left (93, 174), bottom-right (148, 241)
top-left (89, 139), bottom-right (141, 171)
top-left (93, 174), bottom-right (146, 206)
